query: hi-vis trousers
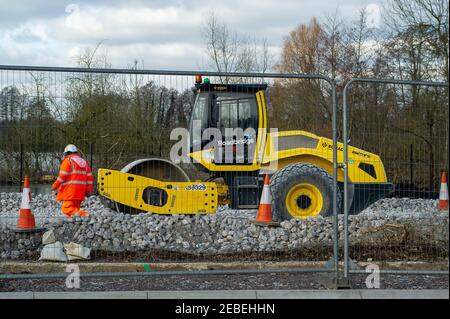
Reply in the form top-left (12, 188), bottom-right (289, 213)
top-left (61, 200), bottom-right (89, 217)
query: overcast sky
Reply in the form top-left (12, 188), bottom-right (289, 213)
top-left (0, 0), bottom-right (384, 70)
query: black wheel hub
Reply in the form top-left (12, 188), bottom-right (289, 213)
top-left (296, 195), bottom-right (312, 209)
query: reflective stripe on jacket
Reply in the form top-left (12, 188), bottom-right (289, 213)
top-left (52, 154), bottom-right (94, 201)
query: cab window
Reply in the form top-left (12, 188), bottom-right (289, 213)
top-left (215, 94), bottom-right (258, 134)
top-left (190, 94), bottom-right (208, 148)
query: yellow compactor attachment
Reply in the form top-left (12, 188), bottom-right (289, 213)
top-left (98, 168), bottom-right (227, 214)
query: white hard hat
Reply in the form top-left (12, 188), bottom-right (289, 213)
top-left (64, 144), bottom-right (78, 153)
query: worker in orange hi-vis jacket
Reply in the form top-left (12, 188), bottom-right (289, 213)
top-left (52, 144), bottom-right (94, 219)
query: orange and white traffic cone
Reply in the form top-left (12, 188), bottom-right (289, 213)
top-left (252, 174), bottom-right (279, 226)
top-left (13, 176), bottom-right (44, 233)
top-left (438, 171), bottom-right (448, 211)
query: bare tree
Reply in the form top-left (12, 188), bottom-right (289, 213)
top-left (277, 17), bottom-right (323, 74)
top-left (201, 12), bottom-right (272, 81)
top-left (347, 8), bottom-right (375, 78)
top-left (202, 13), bottom-right (239, 76)
top-left (273, 18), bottom-right (332, 135)
top-left (384, 0), bottom-right (449, 81)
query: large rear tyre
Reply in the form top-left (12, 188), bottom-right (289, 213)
top-left (270, 163), bottom-right (342, 221)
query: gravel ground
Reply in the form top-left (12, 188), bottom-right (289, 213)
top-left (1, 193), bottom-right (448, 261)
top-left (0, 193), bottom-right (445, 226)
top-left (0, 273), bottom-right (448, 292)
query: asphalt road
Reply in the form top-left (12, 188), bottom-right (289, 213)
top-left (0, 273), bottom-right (448, 292)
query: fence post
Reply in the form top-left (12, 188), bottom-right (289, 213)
top-left (343, 80), bottom-right (352, 279)
top-left (331, 83), bottom-right (340, 280)
top-left (19, 143), bottom-right (24, 192)
top-left (410, 144), bottom-right (413, 185)
top-left (90, 142), bottom-right (94, 172)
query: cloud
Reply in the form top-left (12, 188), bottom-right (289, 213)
top-left (106, 42), bottom-right (205, 69)
top-left (51, 3), bottom-right (205, 44)
top-left (0, 0), bottom-right (382, 69)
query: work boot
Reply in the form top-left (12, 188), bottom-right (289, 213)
top-left (79, 210), bottom-right (89, 217)
top-left (79, 210), bottom-right (90, 220)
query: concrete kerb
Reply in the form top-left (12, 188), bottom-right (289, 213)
top-left (0, 261), bottom-right (447, 275)
top-left (358, 289), bottom-right (449, 299)
top-left (35, 291), bottom-right (148, 299)
top-left (0, 261), bottom-right (326, 274)
top-left (0, 292), bottom-right (34, 299)
top-left (0, 290), bottom-right (448, 299)
top-left (256, 289), bottom-right (449, 299)
top-left (147, 290), bottom-right (258, 299)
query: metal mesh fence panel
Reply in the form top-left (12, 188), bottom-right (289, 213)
top-left (342, 79), bottom-right (449, 276)
top-left (0, 66), bottom-right (341, 280)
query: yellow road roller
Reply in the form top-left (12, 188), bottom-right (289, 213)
top-left (98, 77), bottom-right (393, 220)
